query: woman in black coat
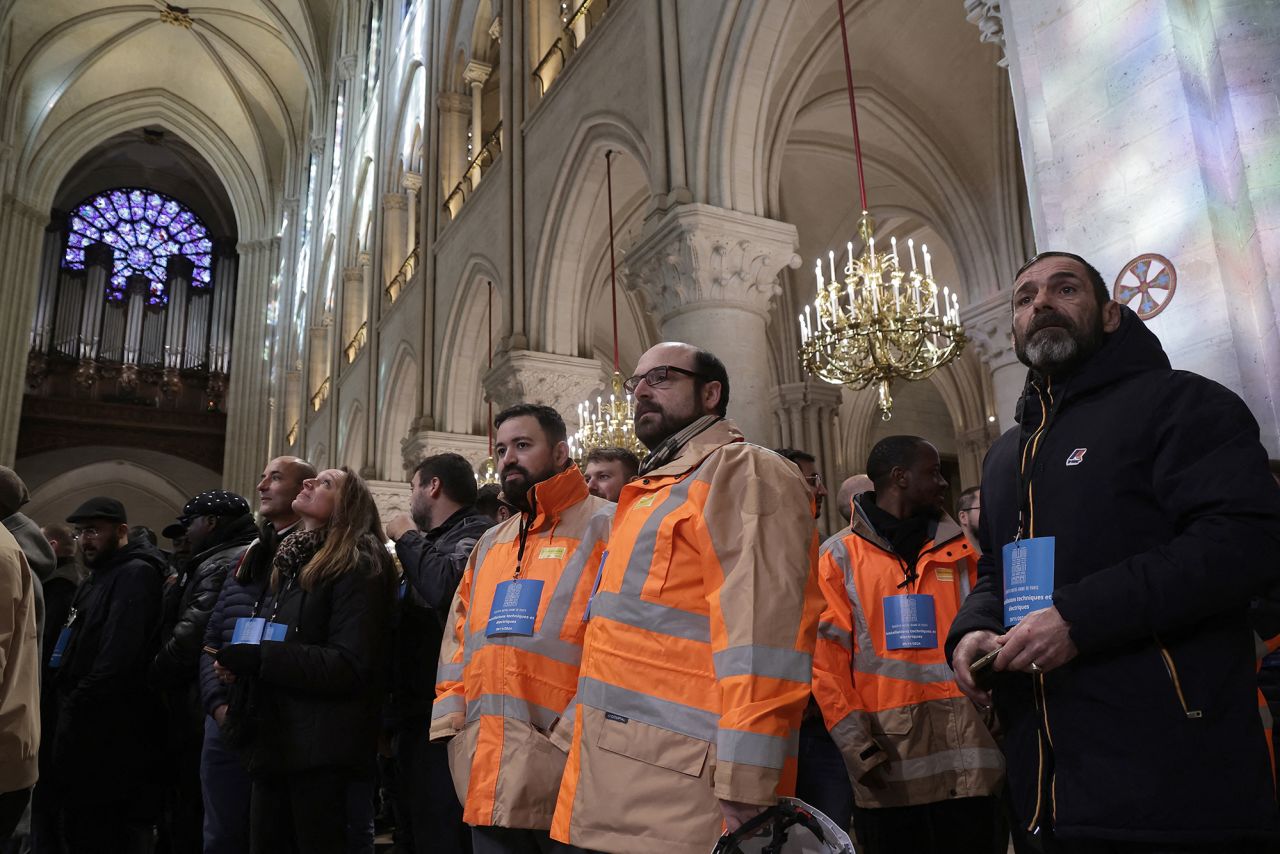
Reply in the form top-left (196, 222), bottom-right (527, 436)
top-left (218, 466), bottom-right (394, 854)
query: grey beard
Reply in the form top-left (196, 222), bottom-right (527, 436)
top-left (1020, 327), bottom-right (1080, 373)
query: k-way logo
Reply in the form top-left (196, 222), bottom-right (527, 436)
top-left (1066, 448), bottom-right (1087, 466)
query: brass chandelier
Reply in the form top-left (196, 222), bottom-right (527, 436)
top-left (799, 0), bottom-right (966, 420)
top-left (568, 150), bottom-right (646, 460)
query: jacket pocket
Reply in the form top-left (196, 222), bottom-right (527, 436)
top-left (445, 719), bottom-right (480, 805)
top-left (869, 705), bottom-right (915, 738)
top-left (1156, 640), bottom-right (1203, 720)
top-left (596, 714), bottom-right (710, 777)
top-left (494, 720), bottom-right (569, 826)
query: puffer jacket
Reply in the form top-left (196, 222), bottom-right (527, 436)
top-left (154, 513), bottom-right (258, 685)
top-left (248, 541), bottom-right (395, 775)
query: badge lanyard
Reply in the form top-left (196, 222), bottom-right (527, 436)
top-left (487, 494), bottom-right (544, 638)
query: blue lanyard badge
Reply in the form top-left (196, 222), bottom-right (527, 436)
top-left (232, 617), bottom-right (266, 644)
top-left (883, 594), bottom-right (938, 650)
top-left (1002, 536), bottom-right (1055, 627)
top-left (48, 606), bottom-right (79, 669)
top-left (486, 578), bottom-right (544, 638)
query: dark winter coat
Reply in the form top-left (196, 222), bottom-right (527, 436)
top-left (248, 541), bottom-right (395, 775)
top-left (391, 506), bottom-right (491, 722)
top-left (946, 307), bottom-right (1280, 845)
top-left (154, 512), bottom-right (258, 686)
top-left (52, 540), bottom-right (167, 804)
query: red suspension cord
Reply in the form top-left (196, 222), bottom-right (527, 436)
top-left (605, 150), bottom-right (620, 373)
top-left (486, 279), bottom-right (494, 457)
top-left (836, 0), bottom-right (868, 212)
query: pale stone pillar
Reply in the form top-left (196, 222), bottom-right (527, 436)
top-left (341, 265), bottom-right (365, 358)
top-left (382, 193), bottom-right (407, 290)
top-left (482, 350), bottom-right (605, 431)
top-left (1001, 0), bottom-right (1280, 453)
top-left (222, 237), bottom-right (280, 496)
top-left (964, 287), bottom-right (1025, 432)
top-left (401, 171), bottom-right (422, 254)
top-left (439, 92), bottom-right (471, 216)
top-left (622, 204), bottom-right (801, 444)
top-left (0, 198), bottom-right (48, 465)
top-left (463, 61), bottom-right (492, 188)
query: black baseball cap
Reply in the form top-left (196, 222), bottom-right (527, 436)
top-left (162, 522), bottom-right (187, 539)
top-left (178, 490), bottom-right (251, 524)
top-left (67, 497), bottom-right (128, 525)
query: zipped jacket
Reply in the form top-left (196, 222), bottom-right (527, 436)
top-left (946, 307), bottom-right (1280, 845)
top-left (0, 524), bottom-right (39, 794)
top-left (552, 420), bottom-right (822, 854)
top-left (813, 496), bottom-right (1002, 808)
top-left (431, 465), bottom-right (612, 830)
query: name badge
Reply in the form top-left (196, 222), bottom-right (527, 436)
top-left (48, 626), bottom-right (73, 668)
top-left (883, 594), bottom-right (938, 650)
top-left (232, 617), bottom-right (266, 645)
top-left (1002, 536), bottom-right (1055, 627)
top-left (263, 622), bottom-right (289, 642)
top-left (486, 579), bottom-right (545, 637)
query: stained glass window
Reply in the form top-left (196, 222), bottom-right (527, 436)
top-left (62, 188), bottom-right (214, 304)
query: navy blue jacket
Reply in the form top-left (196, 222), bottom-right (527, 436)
top-left (200, 548), bottom-right (267, 715)
top-left (946, 307), bottom-right (1280, 844)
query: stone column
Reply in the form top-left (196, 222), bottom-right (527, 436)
top-left (381, 192), bottom-right (407, 291)
top-left (1002, 0), bottom-right (1280, 454)
top-left (439, 92), bottom-right (471, 217)
top-left (621, 203), bottom-right (801, 444)
top-left (482, 350), bottom-right (604, 431)
top-left (463, 61), bottom-right (492, 188)
top-left (773, 380), bottom-right (845, 532)
top-left (963, 287), bottom-right (1024, 432)
top-left (222, 237), bottom-right (280, 496)
top-left (0, 198), bottom-right (49, 465)
top-left (401, 171), bottom-right (422, 254)
top-left (341, 265), bottom-right (365, 360)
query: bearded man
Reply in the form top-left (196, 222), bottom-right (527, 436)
top-left (946, 252), bottom-right (1280, 852)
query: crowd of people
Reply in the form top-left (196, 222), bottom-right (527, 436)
top-left (1, 251), bottom-right (1279, 854)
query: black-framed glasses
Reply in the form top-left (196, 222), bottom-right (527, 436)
top-left (623, 365), bottom-right (706, 394)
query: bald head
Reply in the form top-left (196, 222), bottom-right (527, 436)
top-left (258, 456), bottom-right (316, 524)
top-left (631, 342), bottom-right (730, 448)
top-left (836, 474), bottom-right (873, 523)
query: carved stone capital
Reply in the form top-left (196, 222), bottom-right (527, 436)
top-left (964, 0), bottom-right (1008, 67)
top-left (772, 380), bottom-right (844, 413)
top-left (343, 266), bottom-right (364, 284)
top-left (488, 14), bottom-right (502, 42)
top-left (621, 204), bottom-right (801, 323)
top-left (337, 53), bottom-right (359, 80)
top-left (310, 137), bottom-right (327, 156)
top-left (961, 287), bottom-right (1020, 369)
top-left (400, 430), bottom-right (490, 476)
top-left (382, 192), bottom-right (408, 211)
top-left (357, 251), bottom-right (372, 268)
top-left (482, 350), bottom-right (605, 424)
top-left (463, 60), bottom-right (493, 87)
top-left (401, 171), bottom-right (423, 192)
top-left (365, 479), bottom-right (412, 524)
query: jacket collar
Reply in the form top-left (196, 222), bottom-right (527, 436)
top-left (641, 419), bottom-right (745, 480)
top-left (850, 493), bottom-right (966, 556)
top-left (523, 464), bottom-right (590, 532)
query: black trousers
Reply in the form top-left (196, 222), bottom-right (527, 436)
top-left (857, 796), bottom-right (1002, 854)
top-left (0, 788), bottom-right (31, 841)
top-left (470, 826), bottom-right (594, 854)
top-left (61, 801), bottom-right (152, 854)
top-left (1042, 837), bottom-right (1279, 854)
top-left (395, 715), bottom-right (470, 854)
top-left (250, 770), bottom-right (350, 854)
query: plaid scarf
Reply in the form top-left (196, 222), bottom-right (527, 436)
top-left (638, 415), bottom-right (722, 476)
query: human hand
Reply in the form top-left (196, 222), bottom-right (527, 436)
top-left (213, 704), bottom-right (228, 727)
top-left (213, 659), bottom-right (237, 685)
top-left (953, 629), bottom-right (1002, 706)
top-left (386, 513), bottom-right (417, 541)
top-left (719, 799), bottom-right (769, 835)
top-left (995, 606), bottom-right (1077, 674)
top-left (216, 643), bottom-right (262, 677)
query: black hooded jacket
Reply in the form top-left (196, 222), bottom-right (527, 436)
top-left (53, 540), bottom-right (168, 802)
top-left (945, 307), bottom-right (1280, 844)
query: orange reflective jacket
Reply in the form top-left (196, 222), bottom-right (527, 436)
top-left (812, 499), bottom-right (1004, 808)
top-left (431, 465), bottom-right (613, 830)
top-left (552, 420), bottom-right (822, 854)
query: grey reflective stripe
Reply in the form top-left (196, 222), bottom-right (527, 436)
top-left (578, 676), bottom-right (717, 741)
top-left (464, 628), bottom-right (583, 668)
top-left (590, 590), bottom-right (711, 643)
top-left (881, 747), bottom-right (1005, 782)
top-left (618, 462), bottom-right (710, 597)
top-left (464, 693), bottom-right (562, 731)
top-left (818, 620), bottom-right (852, 651)
top-left (432, 694), bottom-right (465, 720)
top-left (542, 507), bottom-right (614, 629)
top-left (828, 537), bottom-right (957, 684)
top-left (713, 645), bottom-right (812, 682)
top-left (717, 728), bottom-right (796, 770)
top-left (827, 713), bottom-right (862, 753)
top-left (436, 662), bottom-right (464, 683)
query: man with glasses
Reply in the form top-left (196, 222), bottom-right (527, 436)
top-left (774, 448), bottom-right (829, 522)
top-left (955, 486), bottom-right (981, 557)
top-left (553, 342), bottom-right (822, 854)
top-left (51, 497), bottom-right (167, 853)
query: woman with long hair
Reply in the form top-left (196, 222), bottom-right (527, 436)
top-left (217, 466), bottom-right (394, 854)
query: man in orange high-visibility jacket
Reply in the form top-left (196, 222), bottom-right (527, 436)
top-left (432, 404), bottom-right (612, 854)
top-left (813, 435), bottom-right (1003, 854)
top-left (552, 343), bottom-right (823, 854)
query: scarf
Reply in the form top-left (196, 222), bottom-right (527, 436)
top-left (638, 415), bottom-right (723, 476)
top-left (270, 528), bottom-right (323, 589)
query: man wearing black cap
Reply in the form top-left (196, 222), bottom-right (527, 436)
top-left (53, 496), bottom-right (167, 853)
top-left (153, 490), bottom-right (257, 853)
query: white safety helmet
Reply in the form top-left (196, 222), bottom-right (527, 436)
top-left (712, 798), bottom-right (856, 854)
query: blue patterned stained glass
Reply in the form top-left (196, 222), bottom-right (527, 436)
top-left (62, 187), bottom-right (215, 305)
